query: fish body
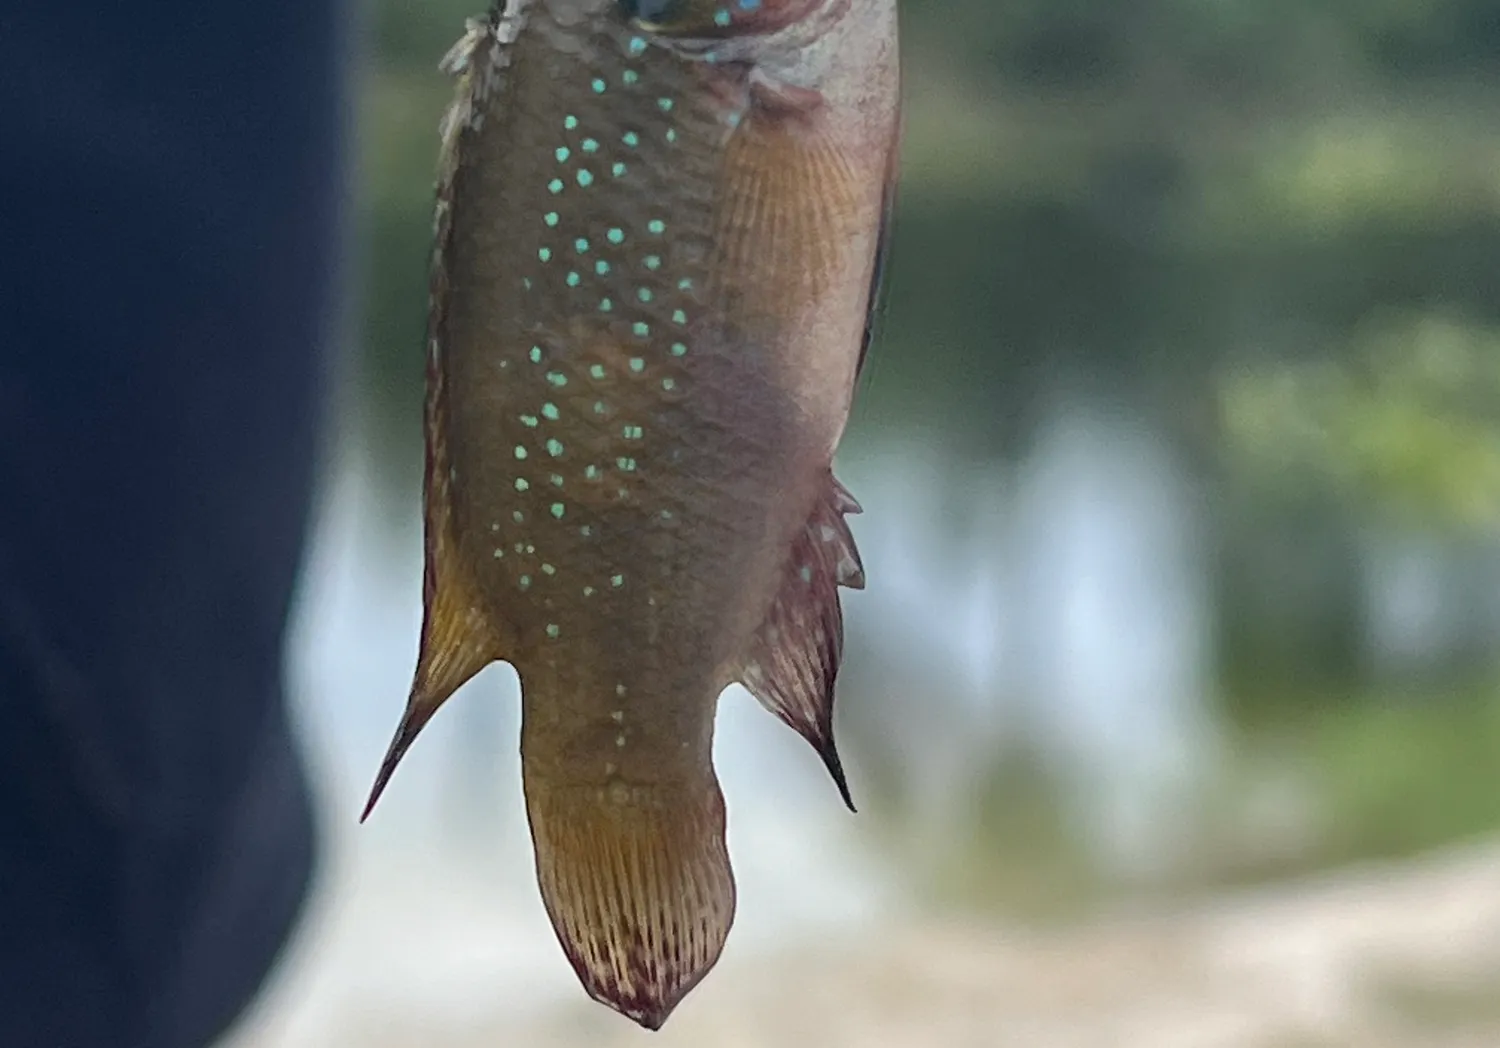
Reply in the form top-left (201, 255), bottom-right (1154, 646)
top-left (362, 0), bottom-right (900, 1029)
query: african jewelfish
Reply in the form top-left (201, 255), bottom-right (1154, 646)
top-left (360, 0), bottom-right (900, 1030)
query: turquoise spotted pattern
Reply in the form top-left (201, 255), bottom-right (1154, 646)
top-left (442, 14), bottom-right (745, 650)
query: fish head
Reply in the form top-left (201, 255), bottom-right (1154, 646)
top-left (503, 0), bottom-right (897, 113)
top-left (617, 0), bottom-right (826, 36)
top-left (618, 0), bottom-right (896, 95)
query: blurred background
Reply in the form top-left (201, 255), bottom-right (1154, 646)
top-left (232, 1), bottom-right (1500, 1045)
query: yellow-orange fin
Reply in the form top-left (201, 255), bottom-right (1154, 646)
top-left (360, 13), bottom-right (512, 823)
top-left (711, 106), bottom-right (864, 319)
top-left (523, 771), bottom-right (736, 1030)
top-left (359, 565), bottom-right (498, 822)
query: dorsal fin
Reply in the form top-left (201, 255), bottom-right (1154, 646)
top-left (360, 16), bottom-right (516, 822)
top-left (736, 473), bottom-right (865, 810)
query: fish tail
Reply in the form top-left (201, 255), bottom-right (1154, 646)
top-left (522, 764), bottom-right (736, 1030)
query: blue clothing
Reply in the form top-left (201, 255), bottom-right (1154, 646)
top-left (0, 3), bottom-right (348, 1045)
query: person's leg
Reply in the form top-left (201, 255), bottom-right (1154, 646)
top-left (0, 2), bottom-right (349, 1045)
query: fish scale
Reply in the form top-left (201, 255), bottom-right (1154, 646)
top-left (447, 14), bottom-right (781, 670)
top-left (362, 0), bottom-right (901, 1031)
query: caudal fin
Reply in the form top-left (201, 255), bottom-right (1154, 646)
top-left (523, 770), bottom-right (736, 1030)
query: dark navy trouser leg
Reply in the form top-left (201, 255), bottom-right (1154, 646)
top-left (0, 2), bottom-right (349, 1045)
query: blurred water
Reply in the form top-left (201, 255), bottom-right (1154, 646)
top-left (838, 398), bottom-right (1218, 879)
top-left (238, 399), bottom-right (1278, 1041)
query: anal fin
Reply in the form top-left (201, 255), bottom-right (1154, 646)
top-left (737, 472), bottom-right (866, 811)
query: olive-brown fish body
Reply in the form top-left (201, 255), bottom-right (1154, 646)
top-left (363, 0), bottom-right (899, 1030)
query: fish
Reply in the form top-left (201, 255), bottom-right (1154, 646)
top-left (360, 0), bottom-right (901, 1030)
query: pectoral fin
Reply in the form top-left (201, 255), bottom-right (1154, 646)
top-left (711, 103), bottom-right (864, 323)
top-left (737, 473), bottom-right (865, 811)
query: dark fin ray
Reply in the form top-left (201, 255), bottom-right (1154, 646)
top-left (523, 770), bottom-right (736, 1030)
top-left (737, 473), bottom-right (865, 810)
